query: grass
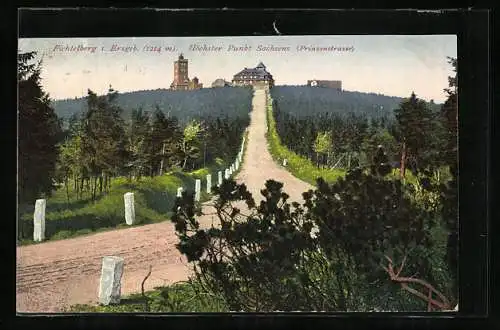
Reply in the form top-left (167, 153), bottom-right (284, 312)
top-left (266, 95), bottom-right (346, 186)
top-left (17, 162), bottom-right (235, 245)
top-left (67, 280), bottom-right (228, 313)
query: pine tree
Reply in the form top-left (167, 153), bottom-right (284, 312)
top-left (361, 127), bottom-right (398, 168)
top-left (441, 57), bottom-right (458, 170)
top-left (149, 106), bottom-right (182, 175)
top-left (18, 51), bottom-right (63, 203)
top-left (80, 88), bottom-right (127, 198)
top-left (126, 107), bottom-right (152, 179)
top-left (313, 131), bottom-right (332, 168)
top-left (439, 56), bottom-right (458, 301)
top-left (56, 132), bottom-right (83, 202)
top-left (181, 120), bottom-right (204, 170)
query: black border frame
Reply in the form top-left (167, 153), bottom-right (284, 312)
top-left (5, 8), bottom-right (493, 330)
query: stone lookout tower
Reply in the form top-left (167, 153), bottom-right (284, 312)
top-left (170, 54), bottom-right (189, 90)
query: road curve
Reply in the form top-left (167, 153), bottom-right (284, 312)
top-left (16, 87), bottom-right (313, 313)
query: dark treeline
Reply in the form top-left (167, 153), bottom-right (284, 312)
top-left (270, 85), bottom-right (441, 119)
top-left (273, 105), bottom-right (397, 169)
top-left (270, 82), bottom-right (449, 177)
top-left (52, 87), bottom-right (254, 127)
top-left (56, 88), bottom-right (251, 202)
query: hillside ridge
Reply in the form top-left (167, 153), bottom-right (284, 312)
top-left (51, 86), bottom-right (441, 124)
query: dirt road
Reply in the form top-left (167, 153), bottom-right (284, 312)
top-left (235, 88), bottom-right (314, 202)
top-left (16, 87), bottom-right (313, 313)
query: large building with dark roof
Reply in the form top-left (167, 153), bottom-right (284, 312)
top-left (232, 62), bottom-right (274, 88)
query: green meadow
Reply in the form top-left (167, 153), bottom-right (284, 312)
top-left (17, 165), bottom-right (226, 245)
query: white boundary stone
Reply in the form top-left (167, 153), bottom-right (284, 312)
top-left (195, 179), bottom-right (201, 201)
top-left (177, 187), bottom-right (183, 197)
top-left (218, 171), bottom-right (223, 186)
top-left (206, 174), bottom-right (212, 194)
top-left (33, 199), bottom-right (46, 242)
top-left (124, 192), bottom-right (135, 225)
top-left (98, 256), bottom-right (124, 305)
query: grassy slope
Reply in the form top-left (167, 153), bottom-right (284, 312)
top-left (266, 94), bottom-right (346, 185)
top-left (17, 164), bottom-right (229, 245)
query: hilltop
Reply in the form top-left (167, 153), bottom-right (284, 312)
top-left (271, 86), bottom-right (441, 119)
top-left (51, 86), bottom-right (441, 125)
top-left (51, 87), bottom-right (254, 125)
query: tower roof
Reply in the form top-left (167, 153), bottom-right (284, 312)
top-left (256, 62), bottom-right (266, 69)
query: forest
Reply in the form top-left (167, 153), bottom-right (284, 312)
top-left (270, 85), bottom-right (449, 176)
top-left (271, 86), bottom-right (441, 118)
top-left (17, 51), bottom-right (252, 242)
top-left (51, 87), bottom-right (253, 127)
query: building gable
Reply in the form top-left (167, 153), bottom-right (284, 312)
top-left (232, 62), bottom-right (274, 87)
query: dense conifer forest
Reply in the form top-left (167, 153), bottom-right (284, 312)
top-left (52, 87), bottom-right (253, 126)
top-left (270, 86), bottom-right (443, 170)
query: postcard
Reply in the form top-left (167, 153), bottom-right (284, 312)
top-left (17, 34), bottom-right (458, 313)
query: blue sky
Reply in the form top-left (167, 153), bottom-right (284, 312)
top-left (18, 35), bottom-right (457, 102)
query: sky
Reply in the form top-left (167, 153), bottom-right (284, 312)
top-left (18, 35), bottom-right (457, 102)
